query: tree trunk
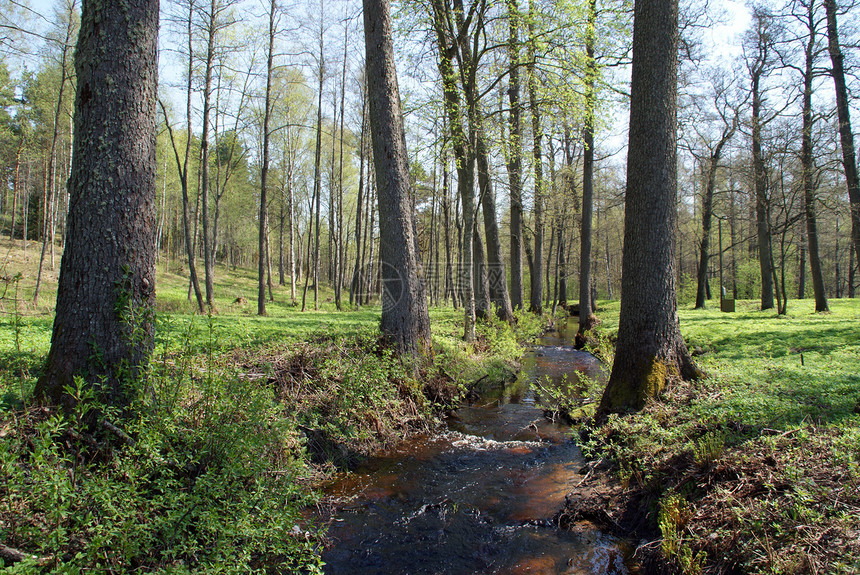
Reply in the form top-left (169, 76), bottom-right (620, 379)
top-left (336, 23), bottom-right (348, 311)
top-left (599, 0), bottom-right (698, 414)
top-left (823, 0), bottom-right (860, 282)
top-left (579, 0), bottom-right (597, 332)
top-left (475, 131), bottom-right (514, 322)
top-left (429, 0), bottom-right (476, 340)
top-left (473, 225), bottom-right (491, 320)
top-left (351, 93), bottom-right (367, 307)
top-left (34, 6), bottom-right (76, 305)
top-left (258, 0), bottom-right (276, 316)
top-left (802, 3), bottom-right (828, 312)
top-left (752, 62), bottom-right (775, 310)
top-left (302, 22), bottom-right (325, 312)
top-left (200, 0), bottom-right (217, 308)
top-left (695, 131), bottom-right (732, 309)
top-left (363, 0), bottom-right (432, 356)
top-left (36, 0), bottom-right (158, 407)
top-left (527, 0), bottom-right (543, 314)
top-left (506, 0), bottom-right (524, 311)
top-left (8, 137), bottom-right (22, 240)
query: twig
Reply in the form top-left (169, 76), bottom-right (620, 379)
top-left (0, 543), bottom-right (51, 566)
top-left (100, 420), bottom-right (136, 447)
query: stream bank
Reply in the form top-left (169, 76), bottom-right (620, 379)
top-left (315, 318), bottom-right (635, 574)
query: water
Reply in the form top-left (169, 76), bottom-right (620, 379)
top-left (317, 318), bottom-right (631, 575)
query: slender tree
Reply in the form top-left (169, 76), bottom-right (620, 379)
top-left (747, 8), bottom-right (778, 310)
top-left (505, 0), bottom-right (524, 310)
top-left (36, 0), bottom-right (159, 406)
top-left (796, 0), bottom-right (829, 311)
top-left (527, 0), bottom-right (544, 314)
top-left (258, 0), bottom-right (278, 315)
top-left (578, 0), bottom-right (597, 333)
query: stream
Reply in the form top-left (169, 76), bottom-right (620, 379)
top-left (317, 318), bottom-right (633, 574)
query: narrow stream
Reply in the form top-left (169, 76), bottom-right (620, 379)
top-left (318, 318), bottom-right (632, 574)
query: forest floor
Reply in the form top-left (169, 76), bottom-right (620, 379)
top-left (0, 238), bottom-right (544, 572)
top-left (565, 299), bottom-right (860, 574)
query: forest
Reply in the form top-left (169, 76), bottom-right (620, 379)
top-left (0, 0), bottom-right (858, 572)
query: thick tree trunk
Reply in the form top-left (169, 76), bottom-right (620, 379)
top-left (36, 0), bottom-right (158, 407)
top-left (823, 0), bottom-right (860, 279)
top-left (363, 0), bottom-right (432, 357)
top-left (600, 0), bottom-right (698, 414)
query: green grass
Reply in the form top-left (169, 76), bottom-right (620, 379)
top-left (580, 298), bottom-right (860, 573)
top-left (0, 239), bottom-right (547, 573)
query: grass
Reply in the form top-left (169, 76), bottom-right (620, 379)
top-left (572, 298), bottom-right (860, 574)
top-left (0, 238), bottom-right (544, 573)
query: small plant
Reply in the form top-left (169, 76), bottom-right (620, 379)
top-left (693, 431), bottom-right (725, 465)
top-left (659, 491), bottom-right (707, 575)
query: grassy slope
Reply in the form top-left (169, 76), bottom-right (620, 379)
top-left (573, 299), bottom-right (860, 574)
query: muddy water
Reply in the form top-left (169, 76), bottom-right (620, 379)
top-left (319, 318), bottom-right (631, 574)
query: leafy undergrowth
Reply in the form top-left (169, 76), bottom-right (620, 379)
top-left (564, 298), bottom-right (860, 574)
top-left (0, 256), bottom-right (542, 573)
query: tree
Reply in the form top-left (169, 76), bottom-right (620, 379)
top-left (578, 0), bottom-right (598, 333)
top-left (526, 0), bottom-right (544, 314)
top-left (363, 0), bottom-right (432, 356)
top-left (35, 0), bottom-right (159, 406)
top-left (746, 7), bottom-right (779, 311)
top-left (599, 0), bottom-right (699, 414)
top-left (823, 0), bottom-right (860, 275)
top-left (505, 0), bottom-right (524, 311)
top-left (258, 0), bottom-right (278, 316)
top-left (33, 0), bottom-right (78, 306)
top-left (684, 71), bottom-right (739, 309)
top-left (162, 0), bottom-right (204, 313)
top-left (427, 0), bottom-right (476, 340)
top-left (793, 0), bottom-right (829, 311)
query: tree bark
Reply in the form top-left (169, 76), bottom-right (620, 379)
top-left (258, 0), bottom-right (276, 316)
top-left (823, 0), bottom-right (860, 279)
top-left (802, 0), bottom-right (828, 312)
top-left (599, 0), bottom-right (698, 414)
top-left (351, 93), bottom-right (367, 307)
top-left (579, 0), bottom-right (597, 333)
top-left (527, 0), bottom-right (543, 314)
top-left (364, 0), bottom-right (432, 357)
top-left (200, 0), bottom-right (217, 308)
top-left (695, 128), bottom-right (733, 309)
top-left (428, 0), bottom-right (476, 340)
top-left (36, 0), bottom-right (159, 407)
top-left (751, 37), bottom-right (775, 311)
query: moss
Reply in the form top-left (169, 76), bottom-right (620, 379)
top-left (602, 356), bottom-right (676, 412)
